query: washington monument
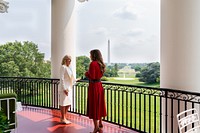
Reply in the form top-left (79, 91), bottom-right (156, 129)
top-left (108, 39), bottom-right (110, 65)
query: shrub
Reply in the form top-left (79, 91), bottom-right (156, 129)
top-left (0, 109), bottom-right (10, 133)
top-left (101, 76), bottom-right (108, 81)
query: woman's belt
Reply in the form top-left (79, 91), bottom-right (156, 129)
top-left (89, 79), bottom-right (101, 83)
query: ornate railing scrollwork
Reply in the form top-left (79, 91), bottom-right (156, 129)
top-left (164, 90), bottom-right (200, 103)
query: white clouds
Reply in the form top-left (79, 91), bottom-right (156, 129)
top-left (111, 36), bottom-right (159, 63)
top-left (123, 28), bottom-right (144, 36)
top-left (0, 0), bottom-right (51, 59)
top-left (76, 0), bottom-right (160, 63)
top-left (113, 4), bottom-right (138, 20)
top-left (91, 27), bottom-right (108, 36)
top-left (0, 0), bottom-right (160, 63)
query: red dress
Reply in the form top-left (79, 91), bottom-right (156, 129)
top-left (85, 61), bottom-right (107, 120)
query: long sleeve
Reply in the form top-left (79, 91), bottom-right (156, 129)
top-left (85, 62), bottom-right (96, 80)
top-left (61, 65), bottom-right (76, 92)
top-left (68, 66), bottom-right (76, 85)
top-left (60, 65), bottom-right (67, 90)
top-left (85, 61), bottom-right (101, 80)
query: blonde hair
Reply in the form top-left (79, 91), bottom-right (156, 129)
top-left (61, 55), bottom-right (71, 65)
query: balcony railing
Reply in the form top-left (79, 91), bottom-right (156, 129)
top-left (0, 77), bottom-right (200, 133)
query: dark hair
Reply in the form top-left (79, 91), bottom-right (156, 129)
top-left (90, 49), bottom-right (106, 73)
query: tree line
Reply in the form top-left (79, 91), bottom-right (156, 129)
top-left (0, 41), bottom-right (50, 78)
top-left (76, 56), bottom-right (160, 84)
top-left (0, 41), bottom-right (160, 84)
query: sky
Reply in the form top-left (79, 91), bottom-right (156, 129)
top-left (0, 0), bottom-right (160, 63)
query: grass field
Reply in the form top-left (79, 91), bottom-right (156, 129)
top-left (105, 77), bottom-right (160, 88)
top-left (104, 90), bottom-right (161, 133)
top-left (16, 77), bottom-right (161, 132)
top-left (103, 77), bottom-right (161, 132)
top-left (76, 77), bottom-right (161, 132)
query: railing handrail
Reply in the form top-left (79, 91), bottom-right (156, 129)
top-left (1, 77), bottom-right (199, 96)
top-left (78, 79), bottom-right (200, 96)
top-left (0, 76), bottom-right (60, 81)
top-left (1, 77), bottom-right (200, 133)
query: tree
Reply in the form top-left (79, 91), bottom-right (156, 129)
top-left (134, 65), bottom-right (141, 72)
top-left (0, 41), bottom-right (51, 78)
top-left (114, 64), bottom-right (118, 72)
top-left (139, 62), bottom-right (160, 84)
top-left (104, 64), bottom-right (118, 77)
top-left (76, 56), bottom-right (90, 78)
top-left (0, 109), bottom-right (10, 133)
top-left (135, 72), bottom-right (141, 78)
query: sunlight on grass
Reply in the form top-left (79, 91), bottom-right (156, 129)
top-left (105, 77), bottom-right (160, 88)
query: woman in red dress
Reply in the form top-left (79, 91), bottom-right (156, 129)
top-left (85, 49), bottom-right (107, 133)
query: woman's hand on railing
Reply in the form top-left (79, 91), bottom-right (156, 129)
top-left (76, 78), bottom-right (81, 82)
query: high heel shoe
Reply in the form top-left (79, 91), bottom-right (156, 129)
top-left (99, 124), bottom-right (103, 128)
top-left (99, 128), bottom-right (103, 133)
top-left (90, 127), bottom-right (100, 133)
top-left (60, 118), bottom-right (71, 124)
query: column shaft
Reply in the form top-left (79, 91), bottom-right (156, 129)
top-left (161, 0), bottom-right (200, 132)
top-left (51, 0), bottom-right (76, 79)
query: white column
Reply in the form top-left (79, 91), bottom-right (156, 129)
top-left (51, 0), bottom-right (76, 79)
top-left (161, 0), bottom-right (200, 92)
top-left (161, 0), bottom-right (200, 132)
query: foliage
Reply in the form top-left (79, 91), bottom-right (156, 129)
top-left (114, 64), bottom-right (119, 75)
top-left (101, 76), bottom-right (108, 81)
top-left (76, 57), bottom-right (119, 78)
top-left (134, 65), bottom-right (142, 72)
top-left (106, 77), bottom-right (160, 87)
top-left (76, 56), bottom-right (90, 78)
top-left (139, 62), bottom-right (160, 84)
top-left (104, 64), bottom-right (118, 77)
top-left (0, 41), bottom-right (51, 78)
top-left (135, 72), bottom-right (141, 78)
top-left (0, 109), bottom-right (10, 133)
top-left (113, 63), bottom-right (127, 69)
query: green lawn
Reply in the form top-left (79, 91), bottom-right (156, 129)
top-left (103, 77), bottom-right (161, 132)
top-left (17, 78), bottom-right (161, 133)
top-left (104, 86), bottom-right (161, 132)
top-left (105, 77), bottom-right (160, 88)
top-left (76, 78), bottom-right (161, 132)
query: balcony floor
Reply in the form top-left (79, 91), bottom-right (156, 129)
top-left (12, 106), bottom-right (138, 133)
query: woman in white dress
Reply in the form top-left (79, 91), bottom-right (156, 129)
top-left (59, 55), bottom-right (76, 124)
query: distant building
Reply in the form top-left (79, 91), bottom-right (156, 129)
top-left (118, 66), bottom-right (135, 78)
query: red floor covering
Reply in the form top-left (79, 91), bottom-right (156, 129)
top-left (11, 106), bottom-right (138, 133)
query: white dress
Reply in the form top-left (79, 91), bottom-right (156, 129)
top-left (59, 65), bottom-right (75, 106)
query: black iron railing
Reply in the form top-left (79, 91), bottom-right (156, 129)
top-left (73, 80), bottom-right (161, 133)
top-left (1, 77), bottom-right (200, 133)
top-left (0, 77), bottom-right (60, 109)
top-left (72, 80), bottom-right (200, 133)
